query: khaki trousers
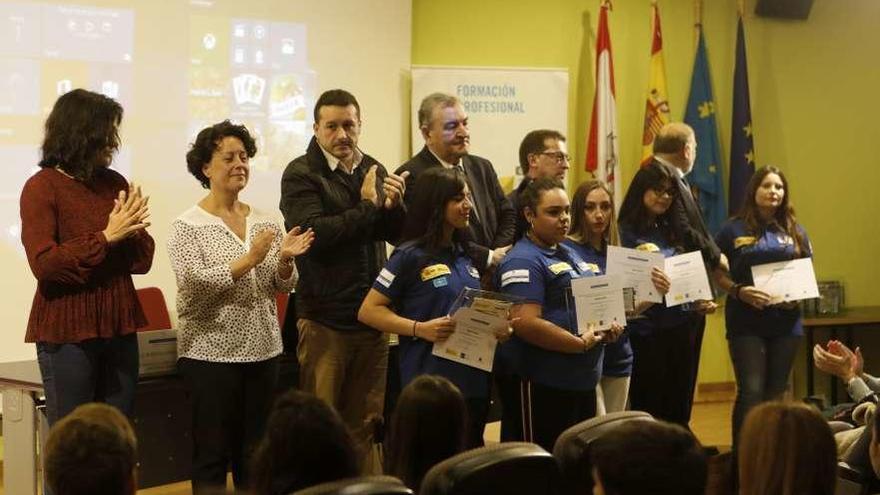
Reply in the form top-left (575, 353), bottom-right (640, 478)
top-left (297, 319), bottom-right (389, 472)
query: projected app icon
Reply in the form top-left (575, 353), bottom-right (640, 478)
top-left (281, 39), bottom-right (295, 55)
top-left (57, 79), bottom-right (72, 95)
top-left (253, 24), bottom-right (266, 40)
top-left (234, 24), bottom-right (246, 38)
top-left (203, 33), bottom-right (216, 50)
top-left (255, 50), bottom-right (264, 65)
top-left (232, 74), bottom-right (266, 106)
top-left (234, 48), bottom-right (245, 63)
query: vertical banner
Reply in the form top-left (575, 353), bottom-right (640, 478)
top-left (411, 66), bottom-right (569, 191)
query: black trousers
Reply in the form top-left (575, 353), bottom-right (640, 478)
top-left (178, 357), bottom-right (280, 494)
top-left (520, 379), bottom-right (597, 453)
top-left (496, 373), bottom-right (525, 442)
top-left (465, 397), bottom-right (490, 449)
top-left (629, 316), bottom-right (703, 427)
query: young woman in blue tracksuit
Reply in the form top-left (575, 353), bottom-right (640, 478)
top-left (495, 177), bottom-right (615, 452)
top-left (563, 179), bottom-right (632, 415)
top-left (617, 162), bottom-right (715, 427)
top-left (712, 165), bottom-right (812, 446)
top-left (358, 167), bottom-right (509, 448)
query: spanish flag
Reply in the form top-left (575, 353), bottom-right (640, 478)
top-left (640, 1), bottom-right (671, 165)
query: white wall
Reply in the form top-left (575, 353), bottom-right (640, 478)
top-left (0, 0), bottom-right (413, 362)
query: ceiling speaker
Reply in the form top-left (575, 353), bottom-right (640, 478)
top-left (754, 0), bottom-right (814, 19)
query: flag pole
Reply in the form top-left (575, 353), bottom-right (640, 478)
top-left (737, 0), bottom-right (744, 17)
top-left (694, 0), bottom-right (702, 48)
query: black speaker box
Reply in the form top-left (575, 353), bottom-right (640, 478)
top-left (755, 0), bottom-right (814, 19)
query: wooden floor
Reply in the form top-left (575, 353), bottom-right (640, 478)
top-left (0, 399), bottom-right (734, 495)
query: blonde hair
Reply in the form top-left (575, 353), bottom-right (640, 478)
top-left (568, 179), bottom-right (619, 247)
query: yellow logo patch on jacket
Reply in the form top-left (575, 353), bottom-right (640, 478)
top-left (734, 236), bottom-right (757, 249)
top-left (636, 243), bottom-right (660, 253)
top-left (548, 262), bottom-right (573, 275)
top-left (420, 264), bottom-right (451, 281)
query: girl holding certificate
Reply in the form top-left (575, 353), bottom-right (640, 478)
top-left (564, 179), bottom-right (632, 415)
top-left (618, 162), bottom-right (712, 427)
top-left (712, 165), bottom-right (812, 446)
top-left (495, 177), bottom-right (607, 451)
top-left (358, 168), bottom-right (509, 448)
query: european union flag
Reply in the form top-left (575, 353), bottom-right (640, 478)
top-left (684, 29), bottom-right (726, 235)
top-left (728, 16), bottom-right (756, 215)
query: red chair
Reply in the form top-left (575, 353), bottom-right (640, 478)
top-left (136, 287), bottom-right (172, 331)
top-left (276, 292), bottom-right (289, 329)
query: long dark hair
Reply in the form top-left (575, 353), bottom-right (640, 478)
top-left (401, 168), bottom-right (468, 251)
top-left (249, 390), bottom-right (359, 495)
top-left (735, 165), bottom-right (806, 257)
top-left (39, 89), bottom-right (123, 182)
top-left (618, 162), bottom-right (677, 242)
top-left (385, 375), bottom-right (468, 490)
top-left (569, 179), bottom-right (619, 247)
top-left (738, 401), bottom-right (836, 495)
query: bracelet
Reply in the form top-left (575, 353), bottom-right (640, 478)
top-left (731, 283), bottom-right (743, 300)
top-left (412, 320), bottom-right (418, 338)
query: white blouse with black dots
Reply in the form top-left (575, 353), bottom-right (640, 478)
top-left (168, 205), bottom-right (297, 363)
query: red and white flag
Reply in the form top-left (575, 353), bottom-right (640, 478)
top-left (585, 1), bottom-right (621, 205)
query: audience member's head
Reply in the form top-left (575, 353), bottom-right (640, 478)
top-left (589, 420), bottom-right (706, 495)
top-left (44, 403), bottom-right (138, 495)
top-left (870, 405), bottom-right (880, 478)
top-left (738, 401), bottom-right (836, 495)
top-left (386, 375), bottom-right (468, 490)
top-left (250, 390), bottom-right (359, 495)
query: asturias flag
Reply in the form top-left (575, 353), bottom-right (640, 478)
top-left (586, 1), bottom-right (621, 204)
top-left (685, 28), bottom-right (726, 235)
top-left (728, 15), bottom-right (756, 215)
top-left (640, 1), bottom-right (671, 165)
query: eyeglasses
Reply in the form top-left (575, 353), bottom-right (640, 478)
top-left (537, 151), bottom-right (571, 164)
top-left (651, 186), bottom-right (678, 198)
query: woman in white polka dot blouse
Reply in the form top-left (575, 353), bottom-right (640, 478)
top-left (168, 120), bottom-right (314, 493)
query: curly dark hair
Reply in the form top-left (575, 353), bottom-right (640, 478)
top-left (185, 120), bottom-right (257, 189)
top-left (401, 167), bottom-right (468, 251)
top-left (39, 89), bottom-right (123, 181)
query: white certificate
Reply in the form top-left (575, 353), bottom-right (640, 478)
top-left (664, 250), bottom-right (713, 307)
top-left (606, 245), bottom-right (665, 303)
top-left (751, 258), bottom-right (819, 303)
top-left (571, 274), bottom-right (627, 332)
top-left (432, 307), bottom-right (505, 372)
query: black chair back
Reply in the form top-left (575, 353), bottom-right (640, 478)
top-left (291, 475), bottom-right (413, 495)
top-left (553, 411), bottom-right (655, 495)
top-left (420, 442), bottom-right (560, 495)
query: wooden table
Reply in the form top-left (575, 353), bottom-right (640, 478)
top-left (0, 360), bottom-right (192, 495)
top-left (803, 306), bottom-right (880, 403)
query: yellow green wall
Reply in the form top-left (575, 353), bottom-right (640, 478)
top-left (412, 0), bottom-right (880, 385)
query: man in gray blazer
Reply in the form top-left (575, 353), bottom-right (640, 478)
top-left (396, 92), bottom-right (516, 272)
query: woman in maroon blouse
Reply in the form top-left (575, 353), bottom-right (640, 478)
top-left (19, 89), bottom-right (154, 425)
